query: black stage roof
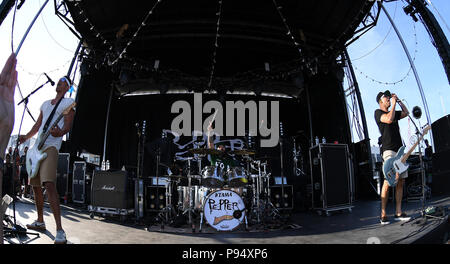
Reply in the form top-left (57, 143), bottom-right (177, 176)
top-left (66, 0), bottom-right (374, 94)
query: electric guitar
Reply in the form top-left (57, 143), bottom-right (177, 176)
top-left (382, 125), bottom-right (431, 187)
top-left (26, 102), bottom-right (76, 179)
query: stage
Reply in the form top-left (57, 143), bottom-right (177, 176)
top-left (4, 195), bottom-right (449, 244)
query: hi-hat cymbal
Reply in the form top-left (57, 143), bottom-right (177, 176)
top-left (188, 148), bottom-right (223, 155)
top-left (229, 149), bottom-right (256, 155)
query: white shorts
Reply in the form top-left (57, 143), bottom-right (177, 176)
top-left (382, 150), bottom-right (408, 181)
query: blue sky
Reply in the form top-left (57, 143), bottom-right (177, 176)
top-left (0, 0), bottom-right (449, 153)
top-left (347, 0), bottom-right (450, 150)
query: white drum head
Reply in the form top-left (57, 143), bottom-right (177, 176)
top-left (203, 189), bottom-right (245, 231)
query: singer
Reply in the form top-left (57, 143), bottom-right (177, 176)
top-left (18, 75), bottom-right (75, 244)
top-left (374, 90), bottom-right (410, 225)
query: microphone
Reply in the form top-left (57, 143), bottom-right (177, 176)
top-left (44, 73), bottom-right (55, 86)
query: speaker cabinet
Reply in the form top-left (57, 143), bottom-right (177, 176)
top-left (72, 161), bottom-right (86, 204)
top-left (432, 115), bottom-right (450, 153)
top-left (91, 170), bottom-right (134, 209)
top-left (145, 186), bottom-right (166, 212)
top-left (309, 144), bottom-right (353, 213)
top-left (57, 153), bottom-right (70, 200)
top-left (269, 185), bottom-right (293, 210)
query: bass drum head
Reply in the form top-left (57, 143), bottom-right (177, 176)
top-left (202, 189), bottom-right (245, 231)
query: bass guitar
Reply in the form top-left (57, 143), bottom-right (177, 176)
top-left (382, 125), bottom-right (431, 186)
top-left (26, 102), bottom-right (76, 179)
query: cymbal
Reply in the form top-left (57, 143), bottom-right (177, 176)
top-left (229, 149), bottom-right (256, 155)
top-left (188, 148), bottom-right (223, 155)
top-left (161, 175), bottom-right (185, 179)
top-left (254, 155), bottom-right (278, 161)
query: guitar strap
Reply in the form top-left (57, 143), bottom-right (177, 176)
top-left (43, 97), bottom-right (64, 134)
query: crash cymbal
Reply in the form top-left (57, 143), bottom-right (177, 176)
top-left (188, 148), bottom-right (223, 155)
top-left (229, 149), bottom-right (256, 155)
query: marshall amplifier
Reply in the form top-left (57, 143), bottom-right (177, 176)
top-left (309, 144), bottom-right (353, 215)
top-left (72, 162), bottom-right (86, 204)
top-left (57, 153), bottom-right (70, 200)
top-left (91, 170), bottom-right (134, 210)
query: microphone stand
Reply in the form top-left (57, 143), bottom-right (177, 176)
top-left (404, 115), bottom-right (444, 225)
top-left (3, 81), bottom-right (49, 243)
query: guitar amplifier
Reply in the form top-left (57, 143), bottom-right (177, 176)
top-left (91, 170), bottom-right (134, 210)
top-left (309, 144), bottom-right (353, 214)
top-left (72, 161), bottom-right (86, 204)
top-left (57, 153), bottom-right (70, 200)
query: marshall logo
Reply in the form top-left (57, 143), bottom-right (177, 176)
top-left (101, 185), bottom-right (116, 191)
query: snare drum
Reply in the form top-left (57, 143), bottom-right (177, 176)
top-left (227, 167), bottom-right (248, 187)
top-left (202, 189), bottom-right (245, 231)
top-left (202, 166), bottom-right (224, 188)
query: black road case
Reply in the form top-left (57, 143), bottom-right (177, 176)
top-left (309, 144), bottom-right (353, 216)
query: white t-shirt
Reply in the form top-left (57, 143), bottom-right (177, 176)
top-left (38, 97), bottom-right (75, 151)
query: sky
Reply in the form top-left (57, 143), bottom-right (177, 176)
top-left (0, 0), bottom-right (449, 154)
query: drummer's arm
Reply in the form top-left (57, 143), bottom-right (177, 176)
top-left (207, 132), bottom-right (214, 149)
top-left (207, 122), bottom-right (214, 149)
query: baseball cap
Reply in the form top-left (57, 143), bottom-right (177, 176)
top-left (376, 90), bottom-right (391, 103)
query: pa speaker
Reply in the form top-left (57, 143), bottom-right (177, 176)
top-left (432, 115), bottom-right (450, 153)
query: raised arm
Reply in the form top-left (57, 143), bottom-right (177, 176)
top-left (393, 93), bottom-right (409, 119)
top-left (207, 121), bottom-right (214, 149)
top-left (379, 99), bottom-right (398, 124)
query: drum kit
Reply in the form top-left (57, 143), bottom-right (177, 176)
top-left (154, 147), bottom-right (282, 232)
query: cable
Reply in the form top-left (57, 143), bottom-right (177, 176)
top-left (38, 0), bottom-right (75, 54)
top-left (353, 20), bottom-right (419, 85)
top-left (11, 0), bottom-right (18, 52)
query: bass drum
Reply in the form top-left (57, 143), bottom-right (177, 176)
top-left (202, 189), bottom-right (245, 231)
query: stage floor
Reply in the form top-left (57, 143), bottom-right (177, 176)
top-left (3, 195), bottom-right (449, 244)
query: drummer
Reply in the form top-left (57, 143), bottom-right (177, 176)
top-left (206, 123), bottom-right (240, 172)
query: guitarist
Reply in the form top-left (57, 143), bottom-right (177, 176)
top-left (18, 76), bottom-right (75, 244)
top-left (375, 90), bottom-right (410, 224)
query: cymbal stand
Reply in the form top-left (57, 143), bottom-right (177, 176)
top-left (184, 158), bottom-right (196, 231)
top-left (261, 163), bottom-right (280, 223)
top-left (255, 160), bottom-right (262, 224)
top-left (158, 177), bottom-right (176, 226)
top-left (293, 137), bottom-right (306, 177)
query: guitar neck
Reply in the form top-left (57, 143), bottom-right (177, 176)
top-left (400, 133), bottom-right (426, 164)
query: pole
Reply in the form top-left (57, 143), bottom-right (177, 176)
top-left (14, 0), bottom-right (50, 56)
top-left (102, 85), bottom-right (113, 167)
top-left (381, 4), bottom-right (433, 147)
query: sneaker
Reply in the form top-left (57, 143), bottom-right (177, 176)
top-left (380, 216), bottom-right (390, 225)
top-left (26, 220), bottom-right (46, 231)
top-left (394, 213), bottom-right (411, 221)
top-left (54, 230), bottom-right (67, 244)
